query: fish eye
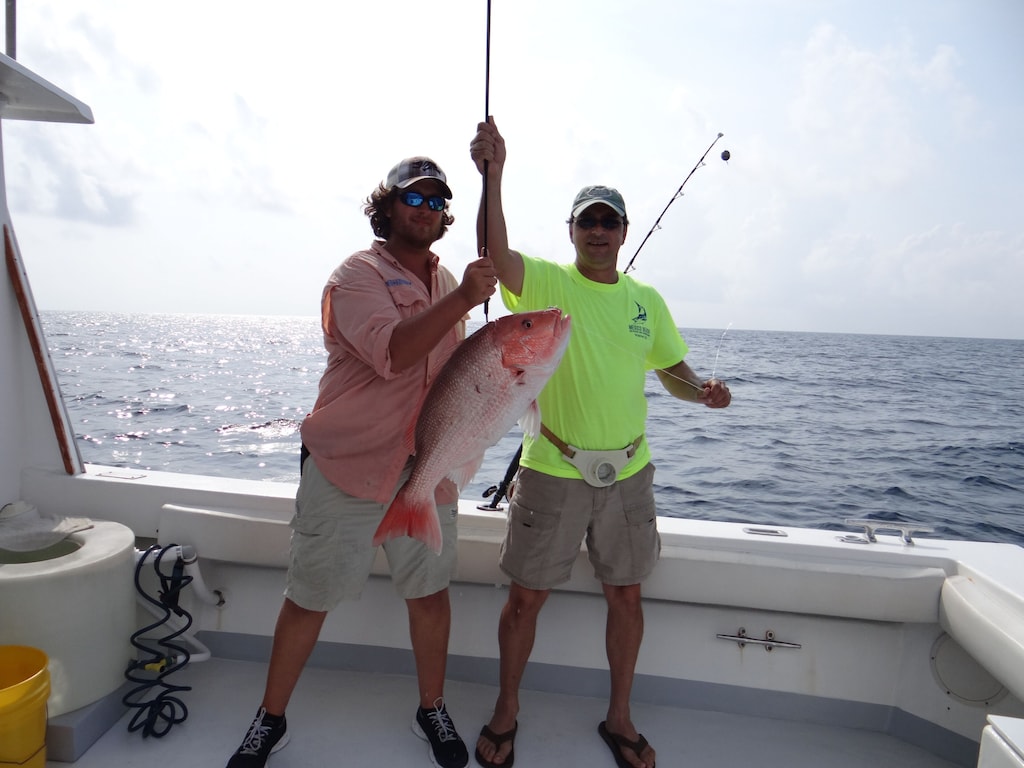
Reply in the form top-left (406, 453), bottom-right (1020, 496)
top-left (522, 319), bottom-right (534, 329)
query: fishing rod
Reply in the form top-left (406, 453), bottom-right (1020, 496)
top-left (478, 442), bottom-right (521, 510)
top-left (481, 0), bottom-right (492, 321)
top-left (622, 132), bottom-right (728, 275)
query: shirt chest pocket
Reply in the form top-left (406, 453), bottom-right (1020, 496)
top-left (386, 281), bottom-right (427, 313)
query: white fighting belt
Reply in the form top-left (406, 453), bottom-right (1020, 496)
top-left (540, 424), bottom-right (644, 488)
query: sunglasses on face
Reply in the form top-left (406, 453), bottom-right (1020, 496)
top-left (573, 215), bottom-right (623, 230)
top-left (399, 190), bottom-right (446, 211)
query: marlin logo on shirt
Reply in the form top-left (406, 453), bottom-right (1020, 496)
top-left (386, 278), bottom-right (414, 287)
top-left (629, 301), bottom-right (650, 339)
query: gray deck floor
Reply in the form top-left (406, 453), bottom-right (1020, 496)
top-left (50, 656), bottom-right (961, 768)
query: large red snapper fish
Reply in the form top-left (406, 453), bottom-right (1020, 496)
top-left (372, 308), bottom-right (571, 554)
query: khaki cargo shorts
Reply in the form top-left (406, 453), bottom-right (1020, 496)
top-left (499, 463), bottom-right (660, 590)
top-left (285, 458), bottom-right (458, 611)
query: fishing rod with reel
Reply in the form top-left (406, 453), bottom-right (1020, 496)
top-left (479, 442), bottom-right (521, 510)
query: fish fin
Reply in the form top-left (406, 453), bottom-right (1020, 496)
top-left (372, 491), bottom-right (443, 555)
top-left (518, 400), bottom-right (542, 438)
top-left (446, 454), bottom-right (486, 492)
top-left (402, 416), bottom-right (417, 455)
top-left (403, 388), bottom-right (431, 454)
top-left (402, 405), bottom-right (424, 455)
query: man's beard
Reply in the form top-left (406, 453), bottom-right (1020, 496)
top-left (391, 218), bottom-right (442, 249)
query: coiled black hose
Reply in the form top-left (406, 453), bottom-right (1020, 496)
top-left (122, 544), bottom-right (193, 737)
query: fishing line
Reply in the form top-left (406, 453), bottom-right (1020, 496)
top-left (623, 132), bottom-right (727, 275)
top-left (711, 322), bottom-right (732, 380)
top-left (481, 0), bottom-right (493, 321)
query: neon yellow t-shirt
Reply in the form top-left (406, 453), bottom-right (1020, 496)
top-left (501, 254), bottom-right (689, 480)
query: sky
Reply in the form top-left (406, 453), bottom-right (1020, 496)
top-left (3, 0), bottom-right (1023, 340)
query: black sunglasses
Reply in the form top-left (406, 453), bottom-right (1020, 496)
top-left (573, 215), bottom-right (624, 230)
top-left (399, 190), bottom-right (446, 212)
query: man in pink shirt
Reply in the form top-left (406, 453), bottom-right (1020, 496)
top-left (225, 157), bottom-right (497, 768)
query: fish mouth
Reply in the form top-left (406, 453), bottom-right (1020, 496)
top-left (546, 307), bottom-right (572, 339)
top-left (552, 310), bottom-right (572, 354)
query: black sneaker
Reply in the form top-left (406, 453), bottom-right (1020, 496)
top-left (226, 707), bottom-right (290, 768)
top-left (412, 698), bottom-right (469, 768)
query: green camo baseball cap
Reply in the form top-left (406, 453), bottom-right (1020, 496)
top-left (571, 185), bottom-right (627, 218)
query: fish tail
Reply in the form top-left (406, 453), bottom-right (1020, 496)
top-left (372, 493), bottom-right (443, 555)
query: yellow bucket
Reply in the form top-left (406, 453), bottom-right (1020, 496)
top-left (0, 646), bottom-right (50, 768)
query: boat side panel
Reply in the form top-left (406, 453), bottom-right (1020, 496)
top-left (941, 574), bottom-right (1024, 702)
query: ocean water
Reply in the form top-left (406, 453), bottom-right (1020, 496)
top-left (40, 311), bottom-right (1024, 546)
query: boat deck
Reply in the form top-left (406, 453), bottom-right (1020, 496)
top-left (50, 656), bottom-right (961, 768)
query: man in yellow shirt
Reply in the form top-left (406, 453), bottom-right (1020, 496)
top-left (470, 120), bottom-right (731, 768)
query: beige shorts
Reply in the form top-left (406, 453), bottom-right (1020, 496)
top-left (285, 458), bottom-right (458, 611)
top-left (499, 463), bottom-right (660, 590)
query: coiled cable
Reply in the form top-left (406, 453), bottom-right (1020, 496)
top-left (122, 544), bottom-right (193, 737)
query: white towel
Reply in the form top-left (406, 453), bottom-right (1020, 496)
top-left (0, 501), bottom-right (93, 551)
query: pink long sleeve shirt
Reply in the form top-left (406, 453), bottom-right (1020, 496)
top-left (300, 241), bottom-right (465, 504)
